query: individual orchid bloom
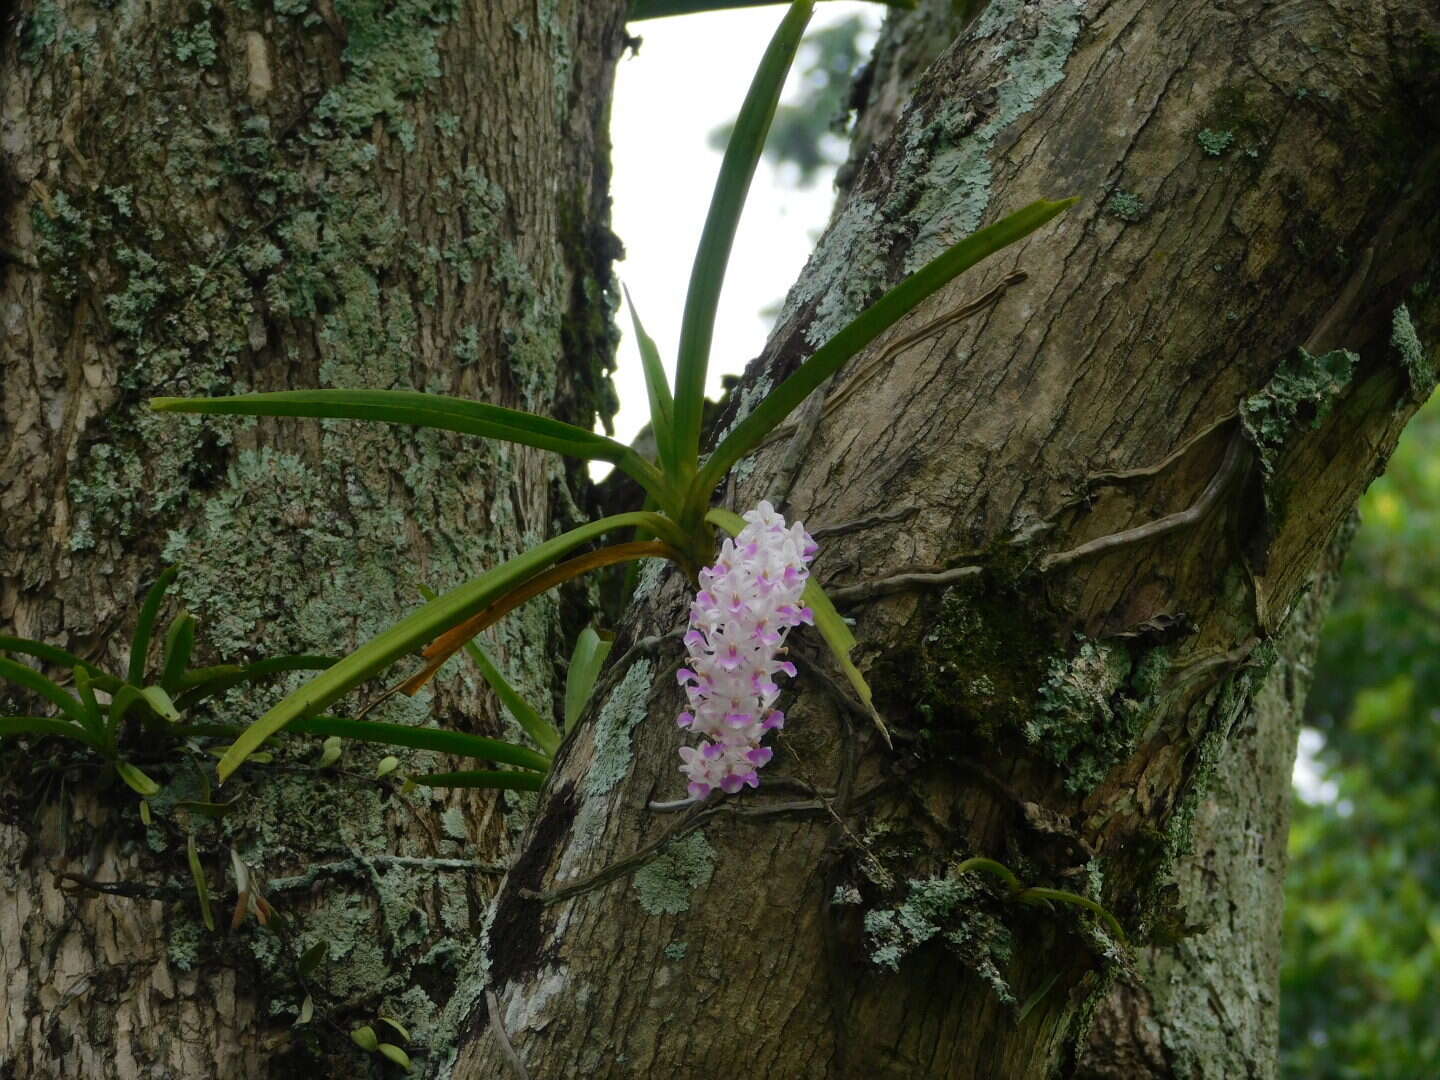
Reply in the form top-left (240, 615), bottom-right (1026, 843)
top-left (675, 501), bottom-right (816, 798)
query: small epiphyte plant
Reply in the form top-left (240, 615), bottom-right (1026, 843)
top-left (0, 568), bottom-right (565, 798)
top-left (146, 0), bottom-right (1074, 789)
top-left (0, 566), bottom-right (335, 801)
top-left (676, 500), bottom-right (815, 798)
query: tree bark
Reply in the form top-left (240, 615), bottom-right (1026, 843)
top-left (852, 5), bottom-right (1362, 1075)
top-left (457, 1), bottom-right (1440, 1077)
top-left (1, 0), bottom-right (625, 1075)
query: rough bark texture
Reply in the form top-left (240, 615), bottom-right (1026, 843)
top-left (0, 0), bottom-right (626, 1075)
top-left (458, 1), bottom-right (1440, 1077)
top-left (854, 5), bottom-right (1362, 1076)
top-left (1076, 534), bottom-right (1344, 1080)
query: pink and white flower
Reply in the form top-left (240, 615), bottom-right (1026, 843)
top-left (676, 501), bottom-right (815, 799)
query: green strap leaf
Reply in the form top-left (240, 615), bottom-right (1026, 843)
top-left (376, 1044), bottom-right (413, 1073)
top-left (213, 509), bottom-right (681, 783)
top-left (288, 716), bottom-right (552, 772)
top-left (0, 636), bottom-right (120, 691)
top-left (73, 668), bottom-right (107, 742)
top-left (0, 656), bottom-right (91, 728)
top-left (116, 761), bottom-right (162, 797)
top-left (141, 686), bottom-right (182, 723)
top-left (459, 640), bottom-right (560, 757)
top-left (151, 390), bottom-right (669, 504)
top-left (695, 197), bottom-right (1078, 501)
top-left (623, 284), bottom-right (678, 478)
top-left (130, 566), bottom-right (180, 686)
top-left (418, 584), bottom-right (561, 757)
top-left (0, 715), bottom-right (102, 748)
top-left (298, 941), bottom-right (329, 977)
top-left (174, 654), bottom-right (340, 710)
top-left (160, 612), bottom-right (196, 695)
top-left (409, 770), bottom-right (546, 792)
top-left (188, 835), bottom-right (216, 931)
top-left (672, 0), bottom-right (815, 466)
top-left (564, 627), bottom-right (616, 733)
top-left (629, 0), bottom-right (913, 20)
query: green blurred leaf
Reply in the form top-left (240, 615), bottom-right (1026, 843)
top-left (624, 284), bottom-right (679, 477)
top-left (672, 0), bottom-right (815, 467)
top-left (152, 390), bottom-right (669, 505)
top-left (564, 626), bottom-right (615, 733)
top-left (289, 716), bottom-right (551, 773)
top-left (73, 667), bottom-right (106, 742)
top-left (376, 1044), bottom-right (413, 1072)
top-left (378, 1017), bottom-right (411, 1042)
top-left (298, 940), bottom-right (328, 977)
top-left (115, 761), bottom-right (161, 797)
top-left (129, 566), bottom-right (180, 685)
top-left (350, 1025), bottom-right (379, 1052)
top-left (159, 612), bottom-right (197, 694)
top-left (419, 583), bottom-right (560, 756)
top-left (175, 654), bottom-right (340, 710)
top-left (0, 656), bottom-right (91, 729)
top-left (213, 511), bottom-right (676, 782)
top-left (0, 635), bottom-right (120, 691)
top-left (175, 797), bottom-right (242, 820)
top-left (140, 686), bottom-right (181, 723)
top-left (695, 198), bottom-right (1077, 501)
top-left (0, 715), bottom-right (102, 748)
top-left (187, 834), bottom-right (215, 931)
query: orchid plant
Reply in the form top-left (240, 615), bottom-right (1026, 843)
top-left (127, 0), bottom-right (1069, 787)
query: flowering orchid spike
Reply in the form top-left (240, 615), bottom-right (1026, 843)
top-left (675, 501), bottom-right (816, 799)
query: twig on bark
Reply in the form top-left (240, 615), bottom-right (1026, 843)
top-left (57, 873), bottom-right (188, 900)
top-left (810, 505), bottom-right (919, 540)
top-left (486, 989), bottom-right (532, 1080)
top-left (523, 799), bottom-right (716, 906)
top-left (1039, 432), bottom-right (1248, 573)
top-left (763, 273), bottom-right (1029, 509)
top-left (825, 564), bottom-right (983, 606)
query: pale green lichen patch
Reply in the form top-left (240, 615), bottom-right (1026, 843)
top-left (902, 0), bottom-right (1081, 271)
top-left (1391, 303), bottom-right (1434, 399)
top-left (632, 831), bottom-right (715, 915)
top-left (1105, 191), bottom-right (1146, 223)
top-left (782, 0), bottom-right (1081, 349)
top-left (1197, 129), bottom-right (1235, 156)
top-left (585, 660), bottom-right (654, 797)
top-left (863, 875), bottom-right (1015, 1003)
top-left (1026, 636), bottom-right (1143, 794)
top-left (663, 941), bottom-right (689, 961)
top-left (1241, 346), bottom-right (1357, 477)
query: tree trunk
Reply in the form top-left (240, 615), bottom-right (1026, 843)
top-left (852, 5), bottom-right (1362, 1075)
top-left (456, 1), bottom-right (1440, 1077)
top-left (1, 0), bottom-right (626, 1075)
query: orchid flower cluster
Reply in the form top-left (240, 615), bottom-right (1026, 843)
top-left (675, 501), bottom-right (817, 799)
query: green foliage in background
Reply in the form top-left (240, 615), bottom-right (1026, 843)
top-left (1284, 384), bottom-right (1440, 1078)
top-left (709, 14), bottom-right (873, 186)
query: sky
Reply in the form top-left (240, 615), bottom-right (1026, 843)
top-left (606, 2), bottom-right (879, 450)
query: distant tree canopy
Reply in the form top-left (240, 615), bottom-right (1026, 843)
top-left (708, 14), bottom-right (871, 186)
top-left (1288, 347), bottom-right (1440, 1079)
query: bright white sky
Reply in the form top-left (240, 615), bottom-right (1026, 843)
top-left (606, 2), bottom-right (1333, 802)
top-left (607, 2), bottom-right (879, 449)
